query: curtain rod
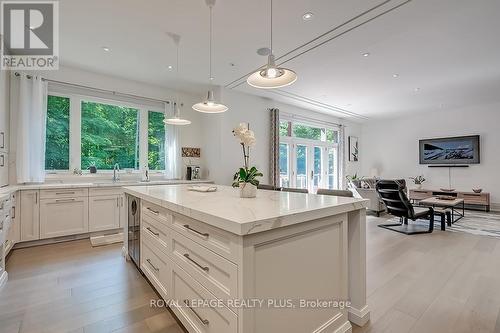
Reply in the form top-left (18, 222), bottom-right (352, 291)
top-left (13, 72), bottom-right (170, 105)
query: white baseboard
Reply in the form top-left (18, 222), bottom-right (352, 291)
top-left (490, 203), bottom-right (500, 212)
top-left (348, 305), bottom-right (370, 327)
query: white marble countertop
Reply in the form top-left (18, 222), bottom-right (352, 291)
top-left (0, 179), bottom-right (211, 201)
top-left (123, 184), bottom-right (368, 236)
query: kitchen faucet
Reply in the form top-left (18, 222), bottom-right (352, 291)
top-left (113, 163), bottom-right (120, 182)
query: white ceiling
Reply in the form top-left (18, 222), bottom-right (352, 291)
top-left (58, 0), bottom-right (500, 120)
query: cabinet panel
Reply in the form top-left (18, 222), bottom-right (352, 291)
top-left (0, 153), bottom-right (8, 187)
top-left (0, 67), bottom-right (9, 153)
top-left (89, 195), bottom-right (120, 232)
top-left (40, 188), bottom-right (88, 199)
top-left (40, 197), bottom-right (88, 239)
top-left (20, 190), bottom-right (40, 241)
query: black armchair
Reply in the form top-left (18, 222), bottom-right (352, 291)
top-left (376, 180), bottom-right (434, 235)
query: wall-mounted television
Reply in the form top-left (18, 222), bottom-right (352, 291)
top-left (419, 135), bottom-right (480, 165)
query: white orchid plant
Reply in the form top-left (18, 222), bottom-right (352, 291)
top-left (232, 123), bottom-right (263, 188)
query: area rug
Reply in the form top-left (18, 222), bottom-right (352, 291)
top-left (385, 211), bottom-right (500, 238)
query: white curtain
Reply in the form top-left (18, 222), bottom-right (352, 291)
top-left (165, 124), bottom-right (181, 179)
top-left (14, 74), bottom-right (48, 183)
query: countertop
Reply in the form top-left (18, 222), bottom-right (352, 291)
top-left (0, 179), bottom-right (211, 201)
top-left (123, 184), bottom-right (368, 236)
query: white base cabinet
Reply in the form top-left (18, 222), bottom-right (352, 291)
top-left (0, 153), bottom-right (8, 188)
top-left (40, 197), bottom-right (89, 239)
top-left (89, 195), bottom-right (120, 232)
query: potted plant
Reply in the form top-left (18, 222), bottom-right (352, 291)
top-left (409, 175), bottom-right (426, 189)
top-left (232, 123), bottom-right (263, 198)
top-left (346, 173), bottom-right (363, 188)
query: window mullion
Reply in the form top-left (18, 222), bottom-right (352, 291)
top-left (69, 96), bottom-right (81, 171)
top-left (139, 108), bottom-right (148, 173)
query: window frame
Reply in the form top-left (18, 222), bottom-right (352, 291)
top-left (45, 90), bottom-right (166, 175)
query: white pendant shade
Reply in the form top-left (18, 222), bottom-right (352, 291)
top-left (247, 0), bottom-right (297, 89)
top-left (247, 55), bottom-right (297, 89)
top-left (192, 90), bottom-right (228, 113)
top-left (163, 117), bottom-right (191, 126)
top-left (164, 102), bottom-right (191, 126)
top-left (193, 0), bottom-right (228, 113)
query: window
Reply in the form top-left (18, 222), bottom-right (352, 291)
top-left (279, 117), bottom-right (340, 191)
top-left (148, 111), bottom-right (166, 170)
top-left (45, 93), bottom-right (167, 174)
top-left (45, 95), bottom-right (70, 170)
top-left (292, 123), bottom-right (322, 141)
top-left (81, 101), bottom-right (140, 170)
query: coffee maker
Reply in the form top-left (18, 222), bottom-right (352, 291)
top-left (186, 166), bottom-right (201, 180)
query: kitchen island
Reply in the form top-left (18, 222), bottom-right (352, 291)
top-left (124, 184), bottom-right (370, 333)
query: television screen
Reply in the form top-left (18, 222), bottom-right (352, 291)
top-left (419, 135), bottom-right (480, 165)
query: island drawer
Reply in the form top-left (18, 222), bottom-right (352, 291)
top-left (171, 261), bottom-right (237, 333)
top-left (40, 188), bottom-right (88, 199)
top-left (142, 202), bottom-right (172, 225)
top-left (170, 213), bottom-right (240, 263)
top-left (141, 238), bottom-right (170, 299)
top-left (171, 229), bottom-right (238, 302)
top-left (142, 214), bottom-right (170, 256)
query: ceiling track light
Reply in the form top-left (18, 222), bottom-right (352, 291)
top-left (164, 34), bottom-right (191, 126)
top-left (247, 0), bottom-right (297, 89)
top-left (192, 0), bottom-right (228, 113)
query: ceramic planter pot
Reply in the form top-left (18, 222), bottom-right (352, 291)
top-left (239, 183), bottom-right (257, 198)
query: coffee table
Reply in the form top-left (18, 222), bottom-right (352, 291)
top-left (419, 197), bottom-right (465, 224)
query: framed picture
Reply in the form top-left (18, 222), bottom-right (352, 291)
top-left (349, 136), bottom-right (359, 162)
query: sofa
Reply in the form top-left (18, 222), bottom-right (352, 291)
top-left (349, 178), bottom-right (385, 216)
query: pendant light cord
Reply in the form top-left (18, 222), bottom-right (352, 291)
top-left (270, 0), bottom-right (273, 53)
top-left (175, 41), bottom-right (180, 117)
top-left (209, 5), bottom-right (213, 83)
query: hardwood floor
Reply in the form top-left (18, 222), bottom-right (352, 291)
top-left (0, 240), bottom-right (184, 333)
top-left (1, 214), bottom-right (500, 333)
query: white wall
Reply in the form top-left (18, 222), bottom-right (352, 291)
top-left (361, 102), bottom-right (500, 207)
top-left (9, 66), bottom-right (205, 183)
top-left (201, 88), bottom-right (363, 186)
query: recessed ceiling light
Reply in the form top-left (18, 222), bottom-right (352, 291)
top-left (167, 65), bottom-right (173, 70)
top-left (362, 52), bottom-right (370, 57)
top-left (302, 12), bottom-right (314, 21)
top-left (392, 74), bottom-right (399, 78)
top-left (257, 47), bottom-right (271, 56)
top-left (414, 87), bottom-right (421, 92)
top-left (102, 47), bottom-right (111, 52)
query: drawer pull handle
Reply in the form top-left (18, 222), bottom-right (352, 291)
top-left (146, 227), bottom-right (160, 237)
top-left (146, 258), bottom-right (159, 272)
top-left (147, 207), bottom-right (160, 215)
top-left (55, 198), bottom-right (76, 203)
top-left (184, 253), bottom-right (209, 272)
top-left (183, 224), bottom-right (209, 237)
top-left (183, 300), bottom-right (209, 325)
top-left (55, 191), bottom-right (76, 195)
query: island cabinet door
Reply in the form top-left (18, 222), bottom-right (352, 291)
top-left (141, 238), bottom-right (170, 299)
top-left (89, 195), bottom-right (120, 232)
top-left (39, 197), bottom-right (89, 239)
top-left (20, 190), bottom-right (40, 241)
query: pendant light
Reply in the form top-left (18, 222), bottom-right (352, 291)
top-left (164, 34), bottom-right (191, 125)
top-left (192, 0), bottom-right (228, 113)
top-left (247, 0), bottom-right (297, 89)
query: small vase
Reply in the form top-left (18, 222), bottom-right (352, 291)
top-left (415, 183), bottom-right (422, 190)
top-left (239, 183), bottom-right (257, 198)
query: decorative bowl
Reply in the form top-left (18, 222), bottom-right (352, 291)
top-left (472, 188), bottom-right (483, 193)
top-left (440, 188), bottom-right (455, 192)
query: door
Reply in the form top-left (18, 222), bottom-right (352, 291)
top-left (89, 195), bottom-right (120, 232)
top-left (39, 197), bottom-right (89, 239)
top-left (312, 146), bottom-right (323, 192)
top-left (20, 190), bottom-right (40, 241)
top-left (279, 143), bottom-right (290, 187)
top-left (295, 144), bottom-right (308, 190)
